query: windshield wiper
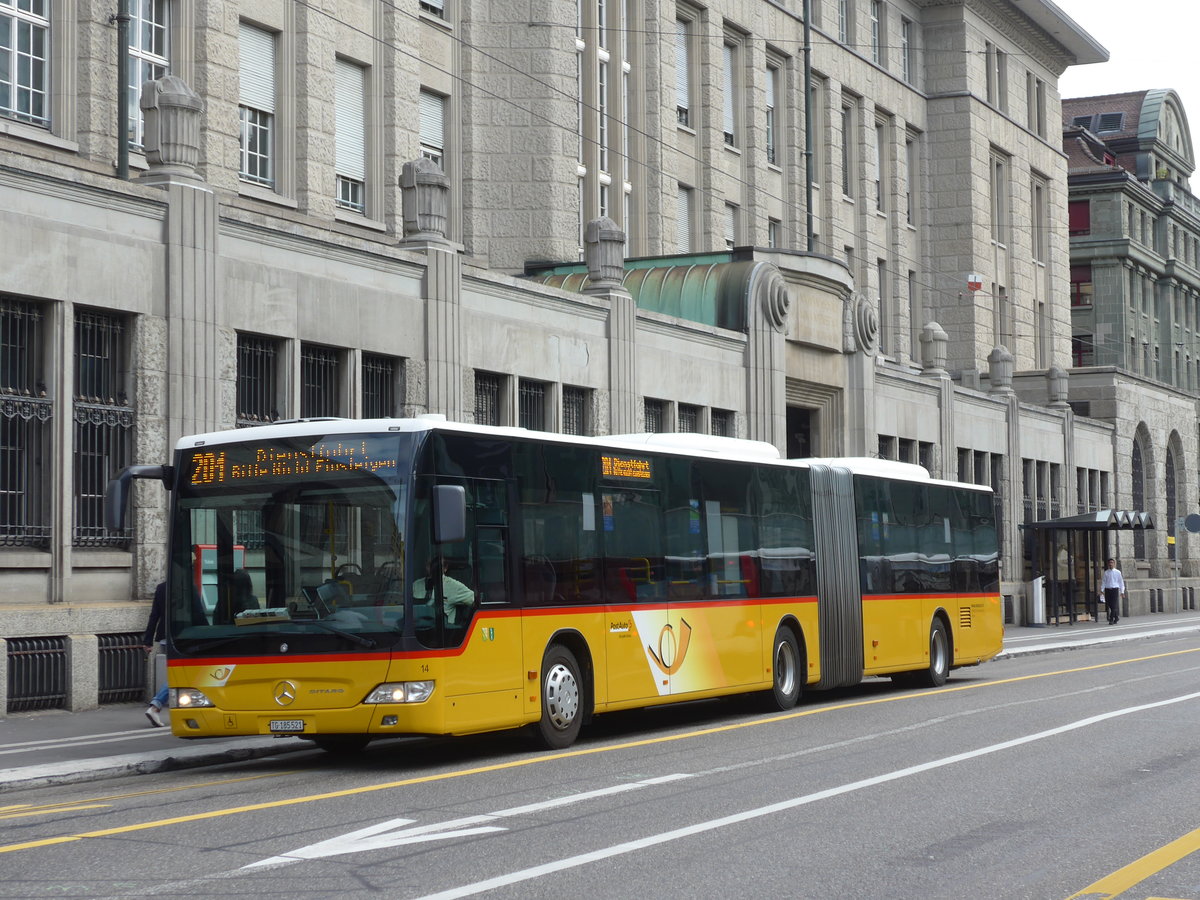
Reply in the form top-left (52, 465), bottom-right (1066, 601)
top-left (304, 619), bottom-right (377, 648)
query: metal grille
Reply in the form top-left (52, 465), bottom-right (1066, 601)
top-left (563, 386), bottom-right (587, 436)
top-left (98, 632), bottom-right (146, 702)
top-left (518, 380), bottom-right (546, 430)
top-left (644, 398), bottom-right (665, 433)
top-left (474, 372), bottom-right (500, 426)
top-left (301, 344), bottom-right (341, 418)
top-left (1, 298), bottom-right (51, 547)
top-left (74, 312), bottom-right (132, 547)
top-left (236, 334), bottom-right (280, 427)
top-left (711, 409), bottom-right (733, 437)
top-left (7, 636), bottom-right (67, 712)
top-left (678, 404), bottom-right (699, 433)
top-left (362, 354), bottom-right (397, 418)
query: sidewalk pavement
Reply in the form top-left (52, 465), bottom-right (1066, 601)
top-left (3, 609), bottom-right (1200, 793)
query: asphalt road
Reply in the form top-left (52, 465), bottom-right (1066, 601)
top-left (2, 626), bottom-right (1199, 899)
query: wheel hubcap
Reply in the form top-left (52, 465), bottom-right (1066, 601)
top-left (545, 663), bottom-right (580, 730)
top-left (775, 640), bottom-right (796, 696)
top-left (932, 629), bottom-right (947, 674)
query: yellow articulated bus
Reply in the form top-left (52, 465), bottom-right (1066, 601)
top-left (106, 417), bottom-right (1002, 752)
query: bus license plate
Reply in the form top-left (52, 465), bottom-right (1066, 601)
top-left (269, 719), bottom-right (306, 733)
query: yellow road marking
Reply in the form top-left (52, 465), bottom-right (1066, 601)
top-left (1066, 823), bottom-right (1200, 899)
top-left (2, 646), bottom-right (1197, 856)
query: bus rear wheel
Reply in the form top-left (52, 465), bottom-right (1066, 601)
top-left (537, 644), bottom-right (583, 749)
top-left (920, 618), bottom-right (950, 688)
top-left (769, 627), bottom-right (803, 710)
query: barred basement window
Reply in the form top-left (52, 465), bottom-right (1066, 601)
top-left (474, 372), bottom-right (500, 426)
top-left (301, 344), bottom-right (341, 418)
top-left (644, 398), bottom-right (666, 433)
top-left (711, 408), bottom-right (734, 437)
top-left (678, 403), bottom-right (699, 433)
top-left (562, 386), bottom-right (588, 435)
top-left (236, 334), bottom-right (280, 427)
top-left (74, 311), bottom-right (133, 547)
top-left (518, 379), bottom-right (546, 431)
top-left (1, 298), bottom-right (51, 547)
top-left (362, 354), bottom-right (398, 418)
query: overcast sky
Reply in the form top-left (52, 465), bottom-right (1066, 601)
top-left (1056, 0), bottom-right (1200, 155)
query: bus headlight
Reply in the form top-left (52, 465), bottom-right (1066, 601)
top-left (364, 681), bottom-right (435, 704)
top-left (172, 688), bottom-right (214, 708)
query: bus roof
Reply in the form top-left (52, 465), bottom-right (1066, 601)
top-left (174, 417), bottom-right (988, 492)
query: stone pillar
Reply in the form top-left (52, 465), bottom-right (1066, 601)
top-left (988, 346), bottom-right (1014, 395)
top-left (402, 159), bottom-right (465, 421)
top-left (919, 321), bottom-right (949, 376)
top-left (138, 75), bottom-right (204, 185)
top-left (66, 633), bottom-right (99, 712)
top-left (745, 263), bottom-right (790, 448)
top-left (583, 218), bottom-right (637, 434)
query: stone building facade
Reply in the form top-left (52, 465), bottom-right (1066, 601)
top-left (3, 0), bottom-right (1168, 712)
top-left (1064, 90), bottom-right (1200, 585)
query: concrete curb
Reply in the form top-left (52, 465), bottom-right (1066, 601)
top-left (996, 623), bottom-right (1200, 660)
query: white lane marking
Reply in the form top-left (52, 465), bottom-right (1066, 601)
top-left (412, 690), bottom-right (1200, 900)
top-left (243, 773), bottom-right (693, 869)
top-left (0, 731), bottom-right (160, 755)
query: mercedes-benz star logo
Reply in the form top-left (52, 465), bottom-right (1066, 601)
top-left (273, 680), bottom-right (297, 706)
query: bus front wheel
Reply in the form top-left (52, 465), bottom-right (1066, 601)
top-left (920, 618), bottom-right (950, 688)
top-left (537, 644), bottom-right (583, 749)
top-left (769, 627), bottom-right (803, 710)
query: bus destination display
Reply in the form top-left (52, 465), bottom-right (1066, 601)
top-left (600, 454), bottom-right (653, 480)
top-left (187, 438), bottom-right (398, 487)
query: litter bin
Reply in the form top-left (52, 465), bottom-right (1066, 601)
top-left (1026, 576), bottom-right (1046, 626)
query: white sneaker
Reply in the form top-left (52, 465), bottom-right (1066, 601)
top-left (145, 705), bottom-right (165, 727)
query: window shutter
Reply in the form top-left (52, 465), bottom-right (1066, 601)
top-left (676, 186), bottom-right (691, 254)
top-left (239, 24), bottom-right (276, 113)
top-left (419, 90), bottom-right (445, 152)
top-left (675, 21), bottom-right (689, 117)
top-left (335, 61), bottom-right (365, 180)
top-left (723, 45), bottom-right (735, 139)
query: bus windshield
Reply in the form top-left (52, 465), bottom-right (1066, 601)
top-left (167, 432), bottom-right (415, 654)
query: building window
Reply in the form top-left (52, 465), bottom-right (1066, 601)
top-left (419, 0), bottom-right (444, 18)
top-left (905, 135), bottom-right (918, 225)
top-left (128, 0), bottom-right (169, 146)
top-left (300, 344), bottom-right (341, 418)
top-left (765, 65), bottom-right (778, 166)
top-left (236, 334), bottom-right (281, 427)
top-left (73, 311), bottom-right (133, 547)
top-left (722, 43), bottom-right (737, 146)
top-left (874, 119), bottom-right (887, 212)
top-left (985, 43), bottom-right (1007, 111)
top-left (1071, 335), bottom-right (1094, 367)
top-left (1068, 200), bottom-right (1090, 236)
top-left (837, 0), bottom-right (850, 45)
top-left (676, 184), bottom-right (692, 253)
top-left (869, 0), bottom-right (882, 65)
top-left (768, 218), bottom-right (780, 248)
top-left (877, 258), bottom-right (890, 353)
top-left (474, 372), bottom-right (501, 426)
top-left (724, 204), bottom-right (737, 249)
top-left (678, 403), bottom-right (699, 433)
top-left (1026, 73), bottom-right (1046, 138)
top-left (362, 354), bottom-right (399, 418)
top-left (563, 385), bottom-right (588, 436)
top-left (238, 24), bottom-right (276, 187)
top-left (0, 0), bottom-right (48, 126)
top-left (711, 408), bottom-right (734, 437)
top-left (675, 18), bottom-right (691, 128)
top-left (334, 60), bottom-right (367, 213)
top-left (841, 104), bottom-right (855, 197)
top-left (1, 298), bottom-right (50, 547)
top-left (990, 152), bottom-right (1008, 246)
top-left (644, 398), bottom-right (666, 433)
top-left (419, 89), bottom-right (445, 168)
top-left (1031, 176), bottom-right (1048, 263)
top-left (1070, 265), bottom-right (1093, 307)
top-left (900, 18), bottom-right (914, 84)
top-left (518, 379), bottom-right (546, 431)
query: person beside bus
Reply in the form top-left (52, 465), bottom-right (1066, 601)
top-left (1101, 558), bottom-right (1127, 625)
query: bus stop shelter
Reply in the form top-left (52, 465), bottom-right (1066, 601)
top-left (1025, 510), bottom-right (1154, 625)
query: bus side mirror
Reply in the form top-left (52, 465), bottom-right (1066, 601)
top-left (104, 465), bottom-right (174, 532)
top-left (433, 485), bottom-right (467, 544)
